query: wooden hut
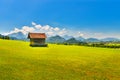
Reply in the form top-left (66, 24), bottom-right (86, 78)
top-left (28, 33), bottom-right (47, 47)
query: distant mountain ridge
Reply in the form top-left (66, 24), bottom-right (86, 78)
top-left (76, 36), bottom-right (85, 42)
top-left (101, 38), bottom-right (120, 42)
top-left (62, 35), bottom-right (73, 40)
top-left (85, 38), bottom-right (100, 42)
top-left (8, 32), bottom-right (26, 39)
top-left (2, 32), bottom-right (120, 43)
top-left (47, 36), bottom-right (120, 43)
top-left (7, 32), bottom-right (29, 41)
top-left (64, 38), bottom-right (79, 44)
top-left (46, 35), bottom-right (65, 43)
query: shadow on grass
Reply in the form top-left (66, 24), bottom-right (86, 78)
top-left (30, 44), bottom-right (48, 47)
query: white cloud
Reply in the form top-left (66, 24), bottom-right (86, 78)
top-left (34, 24), bottom-right (42, 29)
top-left (4, 26), bottom-right (35, 35)
top-left (32, 22), bottom-right (36, 26)
top-left (46, 31), bottom-right (54, 36)
top-left (32, 22), bottom-right (60, 31)
top-left (22, 26), bottom-right (35, 34)
top-left (3, 28), bottom-right (21, 35)
top-left (4, 22), bottom-right (120, 38)
top-left (3, 22), bottom-right (68, 36)
top-left (31, 22), bottom-right (67, 36)
top-left (42, 25), bottom-right (51, 30)
top-left (76, 32), bottom-right (84, 37)
top-left (58, 28), bottom-right (67, 36)
top-left (79, 33), bottom-right (84, 36)
top-left (54, 27), bottom-right (60, 31)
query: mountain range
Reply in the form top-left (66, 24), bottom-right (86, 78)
top-left (8, 32), bottom-right (26, 39)
top-left (7, 32), bottom-right (29, 41)
top-left (47, 35), bottom-right (65, 43)
top-left (2, 32), bottom-right (120, 43)
top-left (101, 38), bottom-right (120, 42)
top-left (64, 38), bottom-right (80, 44)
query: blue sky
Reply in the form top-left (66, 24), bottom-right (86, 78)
top-left (0, 0), bottom-right (120, 38)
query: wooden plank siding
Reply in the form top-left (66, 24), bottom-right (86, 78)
top-left (30, 38), bottom-right (45, 45)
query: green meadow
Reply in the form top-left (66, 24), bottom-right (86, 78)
top-left (0, 39), bottom-right (120, 80)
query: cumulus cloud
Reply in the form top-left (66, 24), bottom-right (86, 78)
top-left (42, 25), bottom-right (51, 31)
top-left (34, 24), bottom-right (42, 29)
top-left (32, 23), bottom-right (60, 32)
top-left (76, 32), bottom-right (84, 37)
top-left (3, 26), bottom-right (35, 35)
top-left (22, 26), bottom-right (35, 34)
top-left (58, 28), bottom-right (67, 35)
top-left (4, 22), bottom-right (120, 38)
top-left (32, 22), bottom-right (36, 26)
top-left (4, 22), bottom-right (68, 36)
top-left (54, 27), bottom-right (60, 31)
top-left (47, 31), bottom-right (54, 36)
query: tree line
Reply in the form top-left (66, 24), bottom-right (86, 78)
top-left (0, 34), bottom-right (10, 40)
top-left (56, 42), bottom-right (120, 48)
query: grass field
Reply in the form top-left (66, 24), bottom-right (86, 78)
top-left (0, 39), bottom-right (120, 80)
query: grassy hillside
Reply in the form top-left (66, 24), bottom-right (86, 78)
top-left (0, 39), bottom-right (120, 80)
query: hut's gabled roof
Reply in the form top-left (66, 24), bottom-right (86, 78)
top-left (28, 33), bottom-right (46, 39)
